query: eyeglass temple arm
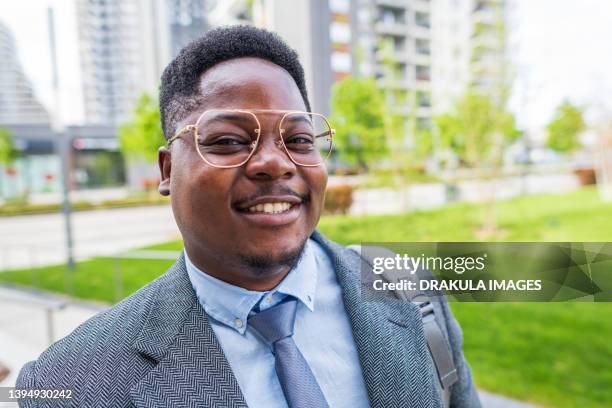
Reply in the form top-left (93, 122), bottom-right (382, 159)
top-left (316, 129), bottom-right (336, 138)
top-left (168, 125), bottom-right (197, 146)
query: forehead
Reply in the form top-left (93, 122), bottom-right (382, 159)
top-left (196, 57), bottom-right (307, 113)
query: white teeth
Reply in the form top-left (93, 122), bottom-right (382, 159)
top-left (246, 202), bottom-right (293, 214)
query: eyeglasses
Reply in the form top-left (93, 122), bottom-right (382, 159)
top-left (167, 109), bottom-right (335, 168)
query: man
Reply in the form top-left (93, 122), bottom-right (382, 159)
top-left (17, 26), bottom-right (480, 407)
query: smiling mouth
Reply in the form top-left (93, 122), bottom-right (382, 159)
top-left (243, 202), bottom-right (295, 214)
top-left (233, 194), bottom-right (308, 226)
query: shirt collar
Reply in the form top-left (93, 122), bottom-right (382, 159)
top-left (185, 239), bottom-right (318, 334)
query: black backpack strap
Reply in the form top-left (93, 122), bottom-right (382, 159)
top-left (348, 245), bottom-right (458, 407)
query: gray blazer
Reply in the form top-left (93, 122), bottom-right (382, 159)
top-left (17, 231), bottom-right (480, 407)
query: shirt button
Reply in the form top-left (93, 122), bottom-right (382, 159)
top-left (264, 294), bottom-right (273, 303)
top-left (234, 318), bottom-right (243, 328)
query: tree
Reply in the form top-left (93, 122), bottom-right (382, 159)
top-left (119, 92), bottom-right (165, 163)
top-left (0, 127), bottom-right (18, 165)
top-left (0, 128), bottom-right (20, 199)
top-left (546, 101), bottom-right (586, 153)
top-left (434, 91), bottom-right (519, 168)
top-left (434, 91), bottom-right (520, 237)
top-left (329, 77), bottom-right (388, 169)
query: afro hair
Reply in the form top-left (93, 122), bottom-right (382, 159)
top-left (159, 25), bottom-right (311, 138)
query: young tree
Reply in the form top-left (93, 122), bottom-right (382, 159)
top-left (0, 127), bottom-right (18, 165)
top-left (329, 77), bottom-right (388, 170)
top-left (546, 101), bottom-right (586, 153)
top-left (119, 92), bottom-right (165, 163)
top-left (434, 91), bottom-right (519, 168)
top-left (0, 128), bottom-right (19, 199)
top-left (434, 91), bottom-right (520, 237)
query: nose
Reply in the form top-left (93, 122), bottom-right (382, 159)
top-left (243, 131), bottom-right (296, 180)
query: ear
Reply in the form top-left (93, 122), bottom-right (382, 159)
top-left (158, 146), bottom-right (171, 196)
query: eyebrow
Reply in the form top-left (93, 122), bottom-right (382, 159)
top-left (283, 115), bottom-right (313, 126)
top-left (203, 113), bottom-right (255, 124)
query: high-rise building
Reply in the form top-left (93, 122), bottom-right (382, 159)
top-left (259, 0), bottom-right (433, 136)
top-left (359, 0), bottom-right (434, 132)
top-left (75, 0), bottom-right (209, 126)
top-left (431, 0), bottom-right (508, 114)
top-left (76, 0), bottom-right (143, 126)
top-left (469, 0), bottom-right (508, 98)
top-left (167, 0), bottom-right (209, 56)
top-left (0, 21), bottom-right (50, 125)
top-left (254, 0), bottom-right (333, 115)
top-left (257, 0), bottom-right (508, 138)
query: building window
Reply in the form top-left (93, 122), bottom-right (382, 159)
top-left (331, 52), bottom-right (351, 73)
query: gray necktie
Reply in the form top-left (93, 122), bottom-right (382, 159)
top-left (248, 299), bottom-right (330, 408)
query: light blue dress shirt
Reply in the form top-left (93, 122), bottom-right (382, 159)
top-left (185, 239), bottom-right (370, 408)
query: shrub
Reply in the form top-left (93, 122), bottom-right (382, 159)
top-left (324, 184), bottom-right (354, 215)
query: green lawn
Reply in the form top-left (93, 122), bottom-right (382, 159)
top-left (2, 187), bottom-right (611, 407)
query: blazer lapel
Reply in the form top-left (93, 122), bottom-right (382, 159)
top-left (311, 231), bottom-right (443, 408)
top-left (130, 255), bottom-right (247, 408)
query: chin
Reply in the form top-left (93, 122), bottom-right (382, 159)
top-left (239, 237), bottom-right (308, 273)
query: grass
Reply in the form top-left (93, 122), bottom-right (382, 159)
top-left (0, 258), bottom-right (176, 304)
top-left (2, 186), bottom-right (611, 407)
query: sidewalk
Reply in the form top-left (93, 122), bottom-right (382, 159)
top-left (0, 285), bottom-right (538, 407)
top-left (0, 286), bottom-right (105, 392)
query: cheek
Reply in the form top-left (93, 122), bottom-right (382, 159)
top-left (306, 167), bottom-right (328, 208)
top-left (171, 159), bottom-right (236, 217)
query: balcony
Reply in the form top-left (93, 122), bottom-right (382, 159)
top-left (472, 8), bottom-right (500, 25)
top-left (473, 0), bottom-right (502, 13)
top-left (416, 46), bottom-right (431, 55)
top-left (413, 0), bottom-right (431, 13)
top-left (415, 12), bottom-right (431, 29)
top-left (417, 107), bottom-right (431, 117)
top-left (411, 25), bottom-right (431, 39)
top-left (377, 78), bottom-right (410, 90)
top-left (376, 49), bottom-right (409, 63)
top-left (417, 93), bottom-right (431, 108)
top-left (375, 0), bottom-right (408, 9)
top-left (375, 21), bottom-right (408, 36)
top-left (415, 39), bottom-right (431, 56)
top-left (415, 66), bottom-right (431, 82)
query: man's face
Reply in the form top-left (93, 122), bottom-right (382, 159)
top-left (159, 57), bottom-right (327, 281)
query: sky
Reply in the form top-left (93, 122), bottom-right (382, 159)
top-left (1, 0), bottom-right (612, 132)
top-left (508, 0), bottom-right (612, 132)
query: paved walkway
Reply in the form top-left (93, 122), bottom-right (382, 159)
top-left (0, 286), bottom-right (104, 392)
top-left (0, 285), bottom-right (538, 407)
top-left (0, 205), bottom-right (180, 270)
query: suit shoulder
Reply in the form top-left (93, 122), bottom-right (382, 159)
top-left (17, 272), bottom-right (165, 393)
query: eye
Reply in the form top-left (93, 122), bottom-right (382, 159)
top-left (199, 134), bottom-right (250, 146)
top-left (286, 134), bottom-right (314, 145)
top-left (214, 137), bottom-right (248, 145)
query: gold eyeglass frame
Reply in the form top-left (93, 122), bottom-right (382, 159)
top-left (167, 109), bottom-right (335, 168)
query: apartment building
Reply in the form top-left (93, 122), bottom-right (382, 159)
top-left (0, 22), bottom-right (50, 125)
top-left (259, 0), bottom-right (433, 137)
top-left (75, 0), bottom-right (208, 126)
top-left (431, 0), bottom-right (508, 114)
